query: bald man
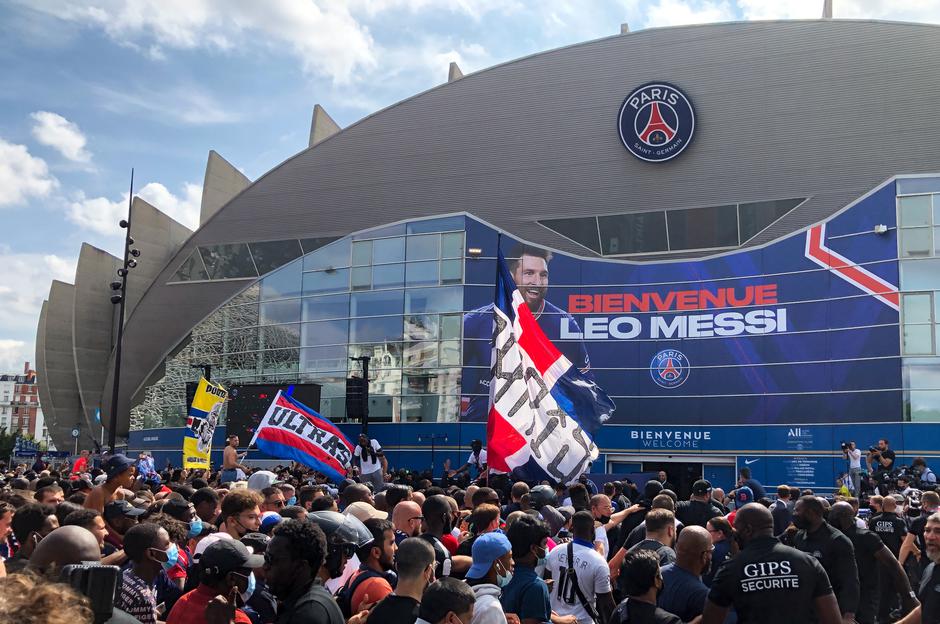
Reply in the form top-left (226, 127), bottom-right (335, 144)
top-left (829, 502), bottom-right (918, 624)
top-left (393, 501), bottom-right (424, 544)
top-left (869, 496), bottom-right (908, 622)
top-left (702, 504), bottom-right (841, 624)
top-left (658, 525), bottom-right (713, 621)
top-left (27, 525), bottom-right (101, 572)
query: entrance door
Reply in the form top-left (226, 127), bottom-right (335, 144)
top-left (642, 461), bottom-right (702, 500)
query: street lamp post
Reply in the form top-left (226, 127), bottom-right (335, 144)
top-left (107, 169), bottom-right (140, 453)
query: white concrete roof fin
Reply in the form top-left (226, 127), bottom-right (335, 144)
top-left (200, 150), bottom-right (251, 226)
top-left (822, 0), bottom-right (832, 18)
top-left (620, 23), bottom-right (630, 34)
top-left (448, 62), bottom-right (464, 82)
top-left (309, 104), bottom-right (341, 148)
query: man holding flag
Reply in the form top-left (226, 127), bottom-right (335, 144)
top-left (485, 247), bottom-right (614, 485)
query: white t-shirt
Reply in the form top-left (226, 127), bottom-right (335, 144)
top-left (594, 525), bottom-right (609, 558)
top-left (354, 439), bottom-right (383, 474)
top-left (468, 449), bottom-right (487, 470)
top-left (847, 448), bottom-right (862, 469)
top-left (547, 540), bottom-right (612, 624)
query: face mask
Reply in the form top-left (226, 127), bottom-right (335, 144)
top-left (598, 515), bottom-right (611, 524)
top-left (535, 547), bottom-right (547, 568)
top-left (240, 571), bottom-right (256, 604)
top-left (188, 518), bottom-right (203, 539)
top-left (154, 543), bottom-right (179, 572)
top-left (792, 515), bottom-right (810, 531)
top-left (496, 563), bottom-right (513, 588)
top-left (287, 496), bottom-right (297, 506)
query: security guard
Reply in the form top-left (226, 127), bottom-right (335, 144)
top-left (828, 501), bottom-right (918, 624)
top-left (793, 495), bottom-right (860, 622)
top-left (701, 504), bottom-right (842, 624)
top-left (897, 512), bottom-right (940, 624)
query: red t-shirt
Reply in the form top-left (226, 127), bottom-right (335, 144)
top-left (440, 533), bottom-right (459, 556)
top-left (166, 584), bottom-right (252, 624)
top-left (72, 456), bottom-right (88, 475)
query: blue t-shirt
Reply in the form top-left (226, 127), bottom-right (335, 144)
top-left (658, 563), bottom-right (709, 622)
top-left (499, 564), bottom-right (551, 623)
top-left (462, 301), bottom-right (591, 422)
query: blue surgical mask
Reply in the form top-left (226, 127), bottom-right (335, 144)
top-left (154, 543), bottom-right (179, 571)
top-left (287, 496), bottom-right (297, 506)
top-left (240, 571), bottom-right (256, 604)
top-left (496, 562), bottom-right (513, 588)
top-left (188, 518), bottom-right (203, 539)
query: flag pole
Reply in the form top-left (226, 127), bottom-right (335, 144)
top-left (486, 233), bottom-right (503, 488)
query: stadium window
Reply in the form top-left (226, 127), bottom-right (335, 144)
top-left (301, 293), bottom-right (349, 322)
top-left (598, 211), bottom-right (668, 255)
top-left (172, 250), bottom-right (209, 281)
top-left (372, 237), bottom-right (405, 263)
top-left (199, 243), bottom-right (258, 279)
top-left (248, 240), bottom-right (303, 274)
top-left (351, 266), bottom-right (372, 290)
top-left (406, 234), bottom-right (440, 261)
top-left (899, 195), bottom-right (932, 226)
top-left (738, 198), bottom-right (804, 242)
top-left (440, 259), bottom-right (463, 284)
top-left (301, 269), bottom-right (349, 295)
top-left (441, 232), bottom-right (465, 259)
top-left (405, 261), bottom-right (439, 286)
top-left (260, 259), bottom-right (302, 300)
top-left (902, 292), bottom-right (934, 355)
top-left (259, 299), bottom-right (301, 325)
top-left (302, 238), bottom-right (350, 271)
top-left (372, 263), bottom-right (405, 289)
top-left (537, 217), bottom-right (601, 253)
top-left (351, 240), bottom-right (372, 267)
top-left (667, 204), bottom-right (739, 251)
top-left (350, 290), bottom-right (405, 317)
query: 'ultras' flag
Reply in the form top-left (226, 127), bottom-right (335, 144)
top-left (487, 250), bottom-right (615, 484)
top-left (249, 391), bottom-right (354, 483)
top-left (183, 377), bottom-right (227, 470)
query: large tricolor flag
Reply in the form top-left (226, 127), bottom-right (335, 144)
top-left (249, 391), bottom-right (354, 483)
top-left (487, 251), bottom-right (615, 484)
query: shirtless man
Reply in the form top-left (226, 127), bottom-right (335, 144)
top-left (221, 434), bottom-right (249, 483)
top-left (83, 454), bottom-right (136, 513)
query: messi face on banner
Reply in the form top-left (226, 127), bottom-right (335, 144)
top-left (463, 244), bottom-right (592, 421)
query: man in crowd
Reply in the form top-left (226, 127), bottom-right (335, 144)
top-left (902, 491), bottom-right (940, 576)
top-left (261, 486), bottom-right (287, 513)
top-left (339, 517), bottom-right (397, 615)
top-left (843, 441), bottom-right (863, 495)
top-left (421, 495), bottom-right (470, 578)
top-left (737, 467), bottom-right (766, 501)
top-left (449, 439), bottom-right (489, 481)
top-left (6, 503), bottom-right (58, 572)
top-left (103, 499), bottom-right (145, 551)
top-left (792, 494), bottom-right (860, 623)
top-left (192, 487), bottom-right (221, 524)
top-left (393, 500), bottom-right (424, 545)
top-left (221, 434), bottom-right (250, 483)
top-left (702, 504), bottom-right (841, 624)
top-left (676, 480), bottom-right (721, 529)
top-left (263, 519), bottom-right (345, 624)
top-left (611, 549), bottom-right (682, 624)
top-left (116, 523), bottom-right (173, 624)
top-left (417, 577), bottom-right (476, 624)
top-left (168, 538), bottom-right (261, 624)
top-left (871, 494), bottom-right (909, 621)
top-left (547, 510), bottom-right (615, 624)
top-left (501, 515), bottom-right (552, 624)
top-left (464, 531), bottom-right (514, 624)
top-left (35, 484), bottom-right (64, 506)
top-left (658, 525), bottom-right (712, 622)
top-left (770, 485), bottom-right (793, 537)
top-left (84, 454), bottom-right (136, 513)
top-left (221, 490), bottom-right (263, 539)
top-left (353, 433), bottom-right (387, 493)
top-left (828, 501), bottom-right (919, 624)
top-left (370, 537), bottom-right (436, 623)
top-left (626, 508), bottom-right (678, 567)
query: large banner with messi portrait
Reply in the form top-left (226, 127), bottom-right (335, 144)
top-left (461, 182), bottom-right (902, 426)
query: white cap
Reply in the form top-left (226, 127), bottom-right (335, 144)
top-left (344, 501), bottom-right (388, 523)
top-left (194, 532), bottom-right (234, 560)
top-left (247, 470), bottom-right (280, 492)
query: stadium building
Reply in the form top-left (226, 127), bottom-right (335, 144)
top-left (36, 19), bottom-right (940, 494)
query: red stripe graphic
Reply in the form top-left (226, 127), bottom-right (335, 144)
top-left (275, 395), bottom-right (352, 454)
top-left (257, 426), bottom-right (345, 473)
top-left (805, 223), bottom-right (899, 310)
top-left (515, 299), bottom-right (564, 375)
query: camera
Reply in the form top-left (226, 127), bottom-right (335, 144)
top-left (840, 441), bottom-right (849, 452)
top-left (60, 563), bottom-right (120, 624)
top-left (869, 446), bottom-right (880, 454)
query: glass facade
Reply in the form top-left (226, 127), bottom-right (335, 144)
top-left (131, 218), bottom-right (466, 429)
top-left (899, 187), bottom-right (940, 421)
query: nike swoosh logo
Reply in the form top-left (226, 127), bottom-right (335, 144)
top-left (744, 459), bottom-right (760, 465)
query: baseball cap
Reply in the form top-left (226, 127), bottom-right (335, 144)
top-left (162, 498), bottom-right (193, 521)
top-left (201, 538), bottom-right (265, 575)
top-left (692, 479), bottom-right (713, 496)
top-left (260, 511), bottom-right (282, 534)
top-left (735, 486), bottom-right (754, 507)
top-left (103, 499), bottom-right (146, 521)
top-left (247, 470), bottom-right (281, 492)
top-left (194, 532), bottom-right (233, 560)
top-left (103, 454), bottom-right (135, 481)
top-left (644, 479), bottom-right (664, 500)
top-left (466, 532), bottom-right (512, 579)
top-left (344, 501), bottom-right (388, 523)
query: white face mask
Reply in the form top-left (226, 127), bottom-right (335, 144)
top-left (496, 563), bottom-right (513, 588)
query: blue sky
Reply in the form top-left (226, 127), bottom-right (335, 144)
top-left (1, 0), bottom-right (938, 372)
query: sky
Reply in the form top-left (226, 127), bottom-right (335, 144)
top-left (1, 0), bottom-right (939, 374)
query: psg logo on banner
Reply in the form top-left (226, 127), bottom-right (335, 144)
top-left (618, 82), bottom-right (696, 163)
top-left (650, 349), bottom-right (690, 389)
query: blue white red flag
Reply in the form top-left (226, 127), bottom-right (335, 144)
top-left (249, 391), bottom-right (354, 483)
top-left (487, 251), bottom-right (615, 484)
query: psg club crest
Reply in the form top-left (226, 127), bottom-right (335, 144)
top-left (618, 82), bottom-right (696, 163)
top-left (650, 349), bottom-right (690, 389)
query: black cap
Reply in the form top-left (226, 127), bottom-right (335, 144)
top-left (103, 454), bottom-right (135, 481)
top-left (162, 498), bottom-right (192, 521)
top-left (103, 499), bottom-right (146, 521)
top-left (201, 539), bottom-right (265, 575)
top-left (692, 479), bottom-right (713, 495)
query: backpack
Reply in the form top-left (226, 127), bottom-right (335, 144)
top-left (336, 567), bottom-right (391, 618)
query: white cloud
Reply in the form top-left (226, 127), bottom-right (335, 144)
top-left (644, 0), bottom-right (736, 28)
top-left (738, 0), bottom-right (940, 22)
top-left (28, 0), bottom-right (379, 84)
top-left (67, 181), bottom-right (201, 235)
top-left (92, 83), bottom-right (242, 125)
top-left (0, 249), bottom-right (77, 373)
top-left (30, 111), bottom-right (93, 163)
top-left (0, 138), bottom-right (59, 207)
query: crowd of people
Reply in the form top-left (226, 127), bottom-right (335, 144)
top-left (0, 434), bottom-right (939, 624)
